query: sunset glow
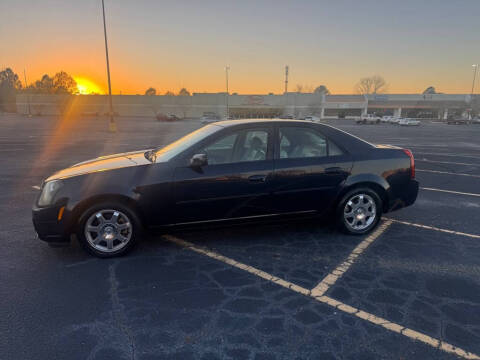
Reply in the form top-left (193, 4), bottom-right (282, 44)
top-left (2, 1), bottom-right (480, 94)
top-left (75, 77), bottom-right (103, 95)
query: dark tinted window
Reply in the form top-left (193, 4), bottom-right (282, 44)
top-left (278, 127), bottom-right (343, 159)
top-left (202, 129), bottom-right (268, 165)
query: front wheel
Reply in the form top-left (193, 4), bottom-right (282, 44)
top-left (77, 202), bottom-right (140, 258)
top-left (337, 188), bottom-right (382, 235)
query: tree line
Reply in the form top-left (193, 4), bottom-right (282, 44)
top-left (144, 87), bottom-right (191, 96)
top-left (1, 67), bottom-right (447, 112)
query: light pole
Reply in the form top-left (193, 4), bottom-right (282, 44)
top-left (225, 66), bottom-right (230, 119)
top-left (101, 0), bottom-right (116, 132)
top-left (23, 68), bottom-right (31, 117)
top-left (471, 64), bottom-right (478, 96)
top-left (470, 64), bottom-right (478, 119)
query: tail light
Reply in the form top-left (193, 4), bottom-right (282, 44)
top-left (402, 149), bottom-right (415, 179)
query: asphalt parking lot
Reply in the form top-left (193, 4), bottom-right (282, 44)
top-left (1, 114), bottom-right (479, 360)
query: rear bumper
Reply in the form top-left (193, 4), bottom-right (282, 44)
top-left (32, 204), bottom-right (71, 243)
top-left (387, 179), bottom-right (419, 212)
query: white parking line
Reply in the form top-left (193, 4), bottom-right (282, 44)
top-left (384, 218), bottom-right (480, 239)
top-left (421, 187), bottom-right (480, 197)
top-left (311, 220), bottom-right (392, 297)
top-left (164, 234), bottom-right (480, 360)
top-left (417, 159), bottom-right (480, 167)
top-left (416, 169), bottom-right (480, 178)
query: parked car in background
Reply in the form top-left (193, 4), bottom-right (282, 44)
top-left (356, 114), bottom-right (381, 124)
top-left (304, 115), bottom-right (321, 122)
top-left (447, 117), bottom-right (471, 125)
top-left (201, 112), bottom-right (221, 124)
top-left (398, 118), bottom-right (420, 126)
top-left (381, 116), bottom-right (393, 123)
top-left (32, 119), bottom-right (419, 258)
top-left (156, 113), bottom-right (179, 122)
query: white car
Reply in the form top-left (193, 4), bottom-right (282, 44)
top-left (381, 116), bottom-right (393, 123)
top-left (356, 114), bottom-right (381, 124)
top-left (304, 115), bottom-right (321, 122)
top-left (398, 118), bottom-right (420, 126)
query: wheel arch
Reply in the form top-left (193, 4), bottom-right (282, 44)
top-left (68, 194), bottom-right (145, 232)
top-left (337, 178), bottom-right (390, 212)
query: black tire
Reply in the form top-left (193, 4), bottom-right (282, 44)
top-left (76, 202), bottom-right (141, 258)
top-left (336, 187), bottom-right (383, 235)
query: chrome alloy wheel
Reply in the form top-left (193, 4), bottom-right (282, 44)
top-left (343, 194), bottom-right (376, 231)
top-left (84, 209), bottom-right (132, 253)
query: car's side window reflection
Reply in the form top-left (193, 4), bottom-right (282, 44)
top-left (278, 127), bottom-right (343, 159)
top-left (202, 129), bottom-right (268, 165)
top-left (202, 133), bottom-right (238, 165)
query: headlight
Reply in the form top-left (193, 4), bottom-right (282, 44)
top-left (38, 180), bottom-right (64, 207)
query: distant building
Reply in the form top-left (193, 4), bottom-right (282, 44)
top-left (16, 93), bottom-right (472, 119)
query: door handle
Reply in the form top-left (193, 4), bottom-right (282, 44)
top-left (325, 167), bottom-right (343, 174)
top-left (248, 174), bottom-right (267, 182)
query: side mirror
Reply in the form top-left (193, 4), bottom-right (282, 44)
top-left (190, 153), bottom-right (208, 168)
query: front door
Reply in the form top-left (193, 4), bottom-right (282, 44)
top-left (173, 126), bottom-right (275, 224)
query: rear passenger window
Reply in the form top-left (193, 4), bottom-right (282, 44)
top-left (278, 127), bottom-right (343, 159)
top-left (328, 141), bottom-right (343, 156)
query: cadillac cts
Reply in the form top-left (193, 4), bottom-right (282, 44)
top-left (32, 120), bottom-right (418, 257)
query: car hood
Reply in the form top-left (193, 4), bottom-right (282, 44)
top-left (45, 150), bottom-right (152, 181)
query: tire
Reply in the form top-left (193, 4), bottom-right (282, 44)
top-left (337, 188), bottom-right (383, 235)
top-left (76, 202), bottom-right (141, 258)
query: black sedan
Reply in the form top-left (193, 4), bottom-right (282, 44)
top-left (33, 119), bottom-right (418, 257)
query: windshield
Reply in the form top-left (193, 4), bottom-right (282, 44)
top-left (153, 124), bottom-right (221, 162)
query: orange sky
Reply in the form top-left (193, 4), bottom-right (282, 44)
top-left (1, 1), bottom-right (479, 95)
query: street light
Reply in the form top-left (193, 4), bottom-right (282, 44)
top-left (471, 64), bottom-right (478, 96)
top-left (225, 66), bottom-right (230, 119)
top-left (101, 0), bottom-right (116, 132)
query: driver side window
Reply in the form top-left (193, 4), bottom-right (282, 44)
top-left (201, 129), bottom-right (269, 165)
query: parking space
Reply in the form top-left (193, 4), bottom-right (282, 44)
top-left (1, 114), bottom-right (480, 359)
top-left (328, 223), bottom-right (480, 355)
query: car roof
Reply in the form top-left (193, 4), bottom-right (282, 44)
top-left (206, 118), bottom-right (374, 152)
top-left (212, 118), bottom-right (315, 127)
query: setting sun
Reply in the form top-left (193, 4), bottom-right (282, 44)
top-left (74, 77), bottom-right (103, 95)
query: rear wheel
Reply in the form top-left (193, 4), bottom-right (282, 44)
top-left (77, 202), bottom-right (140, 258)
top-left (337, 188), bottom-right (382, 235)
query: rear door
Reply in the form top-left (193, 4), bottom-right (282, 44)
top-left (271, 124), bottom-right (353, 214)
top-left (172, 125), bottom-right (275, 223)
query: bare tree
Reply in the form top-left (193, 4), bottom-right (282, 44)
top-left (355, 75), bottom-right (387, 95)
top-left (314, 85), bottom-right (330, 95)
top-left (164, 90), bottom-right (175, 96)
top-left (178, 88), bottom-right (190, 96)
top-left (295, 84), bottom-right (303, 93)
top-left (144, 87), bottom-right (156, 96)
top-left (423, 86), bottom-right (436, 94)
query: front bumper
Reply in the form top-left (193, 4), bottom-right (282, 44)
top-left (32, 203), bottom-right (72, 243)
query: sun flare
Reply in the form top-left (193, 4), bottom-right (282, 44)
top-left (74, 77), bottom-right (103, 95)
